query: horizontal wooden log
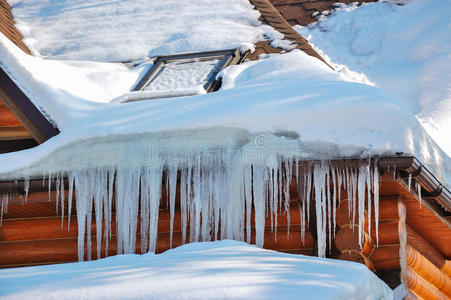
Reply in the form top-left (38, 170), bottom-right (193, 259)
top-left (406, 245), bottom-right (451, 297)
top-left (370, 220), bottom-right (399, 245)
top-left (0, 213), bottom-right (313, 245)
top-left (0, 227), bottom-right (313, 268)
top-left (406, 268), bottom-right (448, 300)
top-left (442, 261), bottom-right (451, 281)
top-left (370, 246), bottom-right (400, 270)
top-left (336, 197), bottom-right (399, 228)
top-left (0, 125), bottom-right (32, 140)
top-left (338, 251), bottom-right (374, 271)
top-left (406, 224), bottom-right (451, 278)
top-left (334, 225), bottom-right (374, 257)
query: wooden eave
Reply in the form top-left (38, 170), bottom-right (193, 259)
top-left (0, 0), bottom-right (59, 151)
top-left (0, 68), bottom-right (59, 145)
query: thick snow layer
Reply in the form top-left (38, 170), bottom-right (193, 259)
top-left (0, 32), bottom-right (450, 187)
top-left (0, 240), bottom-right (393, 300)
top-left (296, 0), bottom-right (451, 157)
top-left (8, 0), bottom-right (276, 61)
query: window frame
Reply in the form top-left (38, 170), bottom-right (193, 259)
top-left (132, 48), bottom-right (247, 93)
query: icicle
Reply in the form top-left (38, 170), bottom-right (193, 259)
top-left (24, 178), bottom-right (29, 202)
top-left (67, 173), bottom-right (75, 231)
top-left (253, 164), bottom-right (266, 248)
top-left (31, 145), bottom-right (384, 265)
top-left (147, 165), bottom-right (163, 253)
top-left (94, 168), bottom-right (107, 259)
top-left (116, 168), bottom-right (140, 254)
top-left (408, 173), bottom-right (412, 192)
top-left (373, 161), bottom-right (380, 245)
top-left (357, 165), bottom-right (367, 248)
top-left (313, 161), bottom-right (327, 258)
top-left (283, 158), bottom-right (292, 236)
top-left (60, 176), bottom-right (65, 227)
top-left (73, 170), bottom-right (91, 261)
top-left (56, 175), bottom-right (60, 216)
top-left (366, 161), bottom-right (372, 242)
top-left (326, 165), bottom-right (332, 252)
top-left (331, 165), bottom-right (337, 238)
top-left (417, 181), bottom-right (422, 207)
top-left (168, 164), bottom-right (178, 248)
top-left (0, 194), bottom-right (8, 224)
top-left (244, 164), bottom-right (253, 243)
top-left (48, 172), bottom-right (53, 203)
top-left (105, 168), bottom-right (115, 256)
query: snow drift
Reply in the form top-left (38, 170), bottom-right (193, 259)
top-left (0, 240), bottom-right (393, 300)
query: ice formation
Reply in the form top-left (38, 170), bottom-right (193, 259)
top-left (1, 150), bottom-right (380, 261)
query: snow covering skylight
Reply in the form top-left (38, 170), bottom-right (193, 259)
top-left (126, 49), bottom-right (245, 102)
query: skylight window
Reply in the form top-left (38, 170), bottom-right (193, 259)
top-left (131, 49), bottom-right (246, 100)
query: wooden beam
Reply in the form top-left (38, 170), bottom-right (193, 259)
top-left (406, 268), bottom-right (448, 300)
top-left (0, 104), bottom-right (22, 126)
top-left (406, 245), bottom-right (451, 297)
top-left (0, 138), bottom-right (38, 154)
top-left (0, 125), bottom-right (32, 140)
top-left (0, 67), bottom-right (59, 143)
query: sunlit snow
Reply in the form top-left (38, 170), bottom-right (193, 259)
top-left (297, 0), bottom-right (451, 156)
top-left (0, 240), bottom-right (393, 300)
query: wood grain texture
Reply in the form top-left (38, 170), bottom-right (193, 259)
top-left (406, 268), bottom-right (448, 300)
top-left (406, 245), bottom-right (451, 297)
top-left (0, 125), bottom-right (32, 140)
top-left (0, 103), bottom-right (22, 126)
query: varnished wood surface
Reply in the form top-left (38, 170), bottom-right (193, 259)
top-left (406, 245), bottom-right (451, 297)
top-left (406, 268), bottom-right (448, 300)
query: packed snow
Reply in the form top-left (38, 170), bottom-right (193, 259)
top-left (141, 58), bottom-right (220, 98)
top-left (0, 240), bottom-right (393, 300)
top-left (7, 0), bottom-right (279, 61)
top-left (296, 0), bottom-right (451, 157)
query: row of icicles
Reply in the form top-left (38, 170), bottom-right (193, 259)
top-left (0, 158), bottom-right (380, 261)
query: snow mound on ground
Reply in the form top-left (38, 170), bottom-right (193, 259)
top-left (296, 0), bottom-right (451, 156)
top-left (0, 240), bottom-right (393, 300)
top-left (8, 0), bottom-right (276, 61)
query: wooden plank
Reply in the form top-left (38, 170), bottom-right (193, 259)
top-left (0, 104), bottom-right (22, 126)
top-left (0, 139), bottom-right (38, 154)
top-left (0, 125), bottom-right (32, 140)
top-left (403, 187), bottom-right (451, 257)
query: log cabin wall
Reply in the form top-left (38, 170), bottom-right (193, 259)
top-left (0, 186), bottom-right (316, 268)
top-left (1, 164), bottom-right (450, 298)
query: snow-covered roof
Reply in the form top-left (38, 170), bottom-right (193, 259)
top-left (0, 0), bottom-right (449, 188)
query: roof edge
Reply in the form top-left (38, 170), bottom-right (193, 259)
top-left (0, 156), bottom-right (448, 225)
top-left (249, 0), bottom-right (331, 67)
top-left (0, 67), bottom-right (59, 143)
